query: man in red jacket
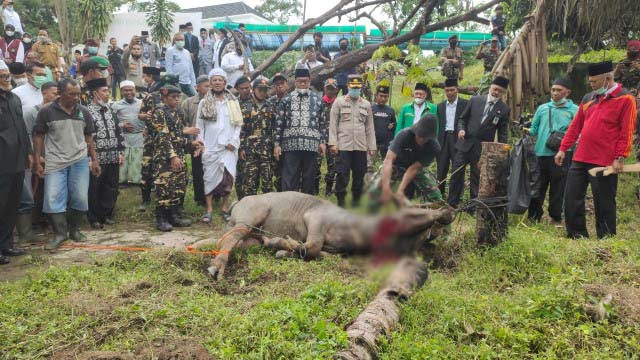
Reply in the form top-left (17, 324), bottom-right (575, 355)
top-left (555, 61), bottom-right (637, 239)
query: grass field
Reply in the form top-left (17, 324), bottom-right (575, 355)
top-left (1, 57), bottom-right (639, 359)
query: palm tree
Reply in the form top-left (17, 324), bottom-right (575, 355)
top-left (145, 0), bottom-right (177, 48)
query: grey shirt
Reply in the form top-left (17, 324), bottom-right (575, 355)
top-left (23, 104), bottom-right (41, 146)
top-left (111, 98), bottom-right (144, 148)
top-left (33, 101), bottom-right (95, 174)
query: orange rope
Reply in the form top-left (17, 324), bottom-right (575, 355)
top-left (58, 243), bottom-right (229, 256)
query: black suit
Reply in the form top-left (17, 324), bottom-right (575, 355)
top-left (448, 95), bottom-right (509, 207)
top-left (184, 33), bottom-right (200, 77)
top-left (436, 97), bottom-right (468, 195)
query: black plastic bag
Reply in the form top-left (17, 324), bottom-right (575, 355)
top-left (508, 134), bottom-right (539, 214)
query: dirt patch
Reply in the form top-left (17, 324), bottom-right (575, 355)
top-left (119, 280), bottom-right (154, 298)
top-left (63, 292), bottom-right (116, 316)
top-left (584, 283), bottom-right (640, 324)
top-left (136, 339), bottom-right (213, 359)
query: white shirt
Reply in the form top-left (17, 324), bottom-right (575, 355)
top-left (221, 52), bottom-right (254, 88)
top-left (164, 46), bottom-right (196, 86)
top-left (445, 97), bottom-right (458, 131)
top-left (12, 83), bottom-right (42, 113)
top-left (2, 7), bottom-right (23, 34)
top-left (413, 103), bottom-right (426, 124)
top-left (196, 98), bottom-right (241, 193)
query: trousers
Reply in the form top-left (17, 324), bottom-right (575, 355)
top-left (0, 172), bottom-right (24, 250)
top-left (335, 151), bottom-right (367, 200)
top-left (282, 151), bottom-right (318, 195)
top-left (436, 131), bottom-right (458, 196)
top-left (447, 149), bottom-right (480, 207)
top-left (528, 155), bottom-right (570, 222)
top-left (88, 163), bottom-right (120, 223)
top-left (564, 161), bottom-right (618, 239)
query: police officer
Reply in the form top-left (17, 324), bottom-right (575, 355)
top-left (238, 76), bottom-right (276, 198)
top-left (329, 74), bottom-right (376, 207)
top-left (149, 85), bottom-right (202, 231)
top-left (440, 34), bottom-right (464, 81)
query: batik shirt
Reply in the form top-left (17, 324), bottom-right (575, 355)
top-left (275, 90), bottom-right (326, 152)
top-left (87, 101), bottom-right (124, 165)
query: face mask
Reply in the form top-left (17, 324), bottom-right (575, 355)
top-left (33, 75), bottom-right (48, 89)
top-left (23, 37), bottom-right (31, 44)
top-left (414, 97), bottom-right (425, 105)
top-left (340, 44), bottom-right (348, 51)
top-left (298, 88), bottom-right (308, 95)
top-left (14, 77), bottom-right (28, 86)
top-left (175, 40), bottom-right (185, 49)
top-left (38, 36), bottom-right (48, 43)
top-left (450, 41), bottom-right (457, 47)
top-left (87, 46), bottom-right (98, 55)
top-left (552, 97), bottom-right (567, 106)
top-left (348, 88), bottom-right (361, 99)
top-left (595, 87), bottom-right (606, 95)
top-left (101, 70), bottom-right (108, 78)
top-left (141, 36), bottom-right (148, 42)
top-left (5, 31), bottom-right (14, 37)
top-left (628, 51), bottom-right (639, 58)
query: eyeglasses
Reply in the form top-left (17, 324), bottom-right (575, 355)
top-left (0, 74), bottom-right (11, 80)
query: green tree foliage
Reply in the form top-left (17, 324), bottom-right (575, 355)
top-left (128, 0), bottom-right (180, 12)
top-left (145, 0), bottom-right (176, 48)
top-left (13, 0), bottom-right (57, 37)
top-left (77, 0), bottom-right (119, 41)
top-left (255, 0), bottom-right (303, 24)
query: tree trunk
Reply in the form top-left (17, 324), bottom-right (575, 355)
top-left (334, 257), bottom-right (428, 360)
top-left (476, 142), bottom-right (510, 246)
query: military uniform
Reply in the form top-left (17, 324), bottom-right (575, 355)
top-left (269, 94), bottom-right (286, 192)
top-left (440, 46), bottom-right (464, 81)
top-left (139, 88), bottom-right (164, 206)
top-left (318, 96), bottom-right (338, 195)
top-left (238, 96), bottom-right (276, 198)
top-left (614, 60), bottom-right (640, 93)
top-left (150, 104), bottom-right (190, 211)
top-left (235, 97), bottom-right (254, 199)
top-left (478, 48), bottom-right (501, 73)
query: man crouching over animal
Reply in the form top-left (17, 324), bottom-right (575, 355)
top-left (190, 191), bottom-right (455, 279)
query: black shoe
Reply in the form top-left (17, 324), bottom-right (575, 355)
top-left (90, 221), bottom-right (104, 229)
top-left (104, 218), bottom-right (115, 225)
top-left (0, 255), bottom-right (9, 265)
top-left (139, 201), bottom-right (149, 212)
top-left (337, 196), bottom-right (346, 208)
top-left (2, 248), bottom-right (26, 256)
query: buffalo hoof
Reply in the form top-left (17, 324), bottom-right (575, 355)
top-left (207, 265), bottom-right (222, 280)
top-left (275, 250), bottom-right (294, 259)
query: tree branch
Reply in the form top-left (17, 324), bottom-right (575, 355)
top-left (251, 0), bottom-right (391, 77)
top-left (312, 0), bottom-right (503, 79)
top-left (392, 0), bottom-right (428, 37)
top-left (350, 9), bottom-right (388, 41)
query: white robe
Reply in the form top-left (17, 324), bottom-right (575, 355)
top-left (196, 99), bottom-right (241, 195)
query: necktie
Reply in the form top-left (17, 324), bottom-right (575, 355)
top-left (482, 101), bottom-right (494, 124)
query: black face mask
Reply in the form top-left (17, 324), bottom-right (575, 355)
top-left (340, 44), bottom-right (348, 51)
top-left (628, 51), bottom-right (639, 59)
top-left (450, 41), bottom-right (457, 47)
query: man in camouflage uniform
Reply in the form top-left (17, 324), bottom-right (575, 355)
top-left (476, 36), bottom-right (501, 73)
top-left (368, 114), bottom-right (442, 212)
top-left (149, 85), bottom-right (202, 232)
top-left (238, 76), bottom-right (276, 198)
top-left (269, 73), bottom-right (288, 192)
top-left (138, 67), bottom-right (167, 211)
top-left (440, 35), bottom-right (464, 81)
top-left (234, 76), bottom-right (253, 199)
top-left (78, 57), bottom-right (109, 106)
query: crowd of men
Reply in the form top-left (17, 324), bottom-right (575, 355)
top-left (0, 3), bottom-right (638, 265)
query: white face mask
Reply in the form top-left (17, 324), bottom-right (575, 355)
top-left (414, 97), bottom-right (425, 105)
top-left (5, 31), bottom-right (15, 37)
top-left (13, 77), bottom-right (28, 86)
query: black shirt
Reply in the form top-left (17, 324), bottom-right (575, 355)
top-left (389, 128), bottom-right (440, 170)
top-left (372, 103), bottom-right (396, 144)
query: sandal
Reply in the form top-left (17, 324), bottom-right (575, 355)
top-left (221, 210), bottom-right (231, 222)
top-left (202, 213), bottom-right (212, 223)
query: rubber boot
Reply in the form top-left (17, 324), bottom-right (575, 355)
top-left (16, 213), bottom-right (34, 244)
top-left (68, 209), bottom-right (87, 242)
top-left (155, 208), bottom-right (173, 232)
top-left (139, 184), bottom-right (151, 212)
top-left (45, 213), bottom-right (68, 250)
top-left (337, 194), bottom-right (346, 208)
top-left (169, 206), bottom-right (191, 227)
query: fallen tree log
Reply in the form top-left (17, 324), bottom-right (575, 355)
top-left (334, 257), bottom-right (428, 360)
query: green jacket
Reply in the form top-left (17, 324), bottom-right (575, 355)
top-left (529, 100), bottom-right (578, 156)
top-left (394, 101), bottom-right (438, 136)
